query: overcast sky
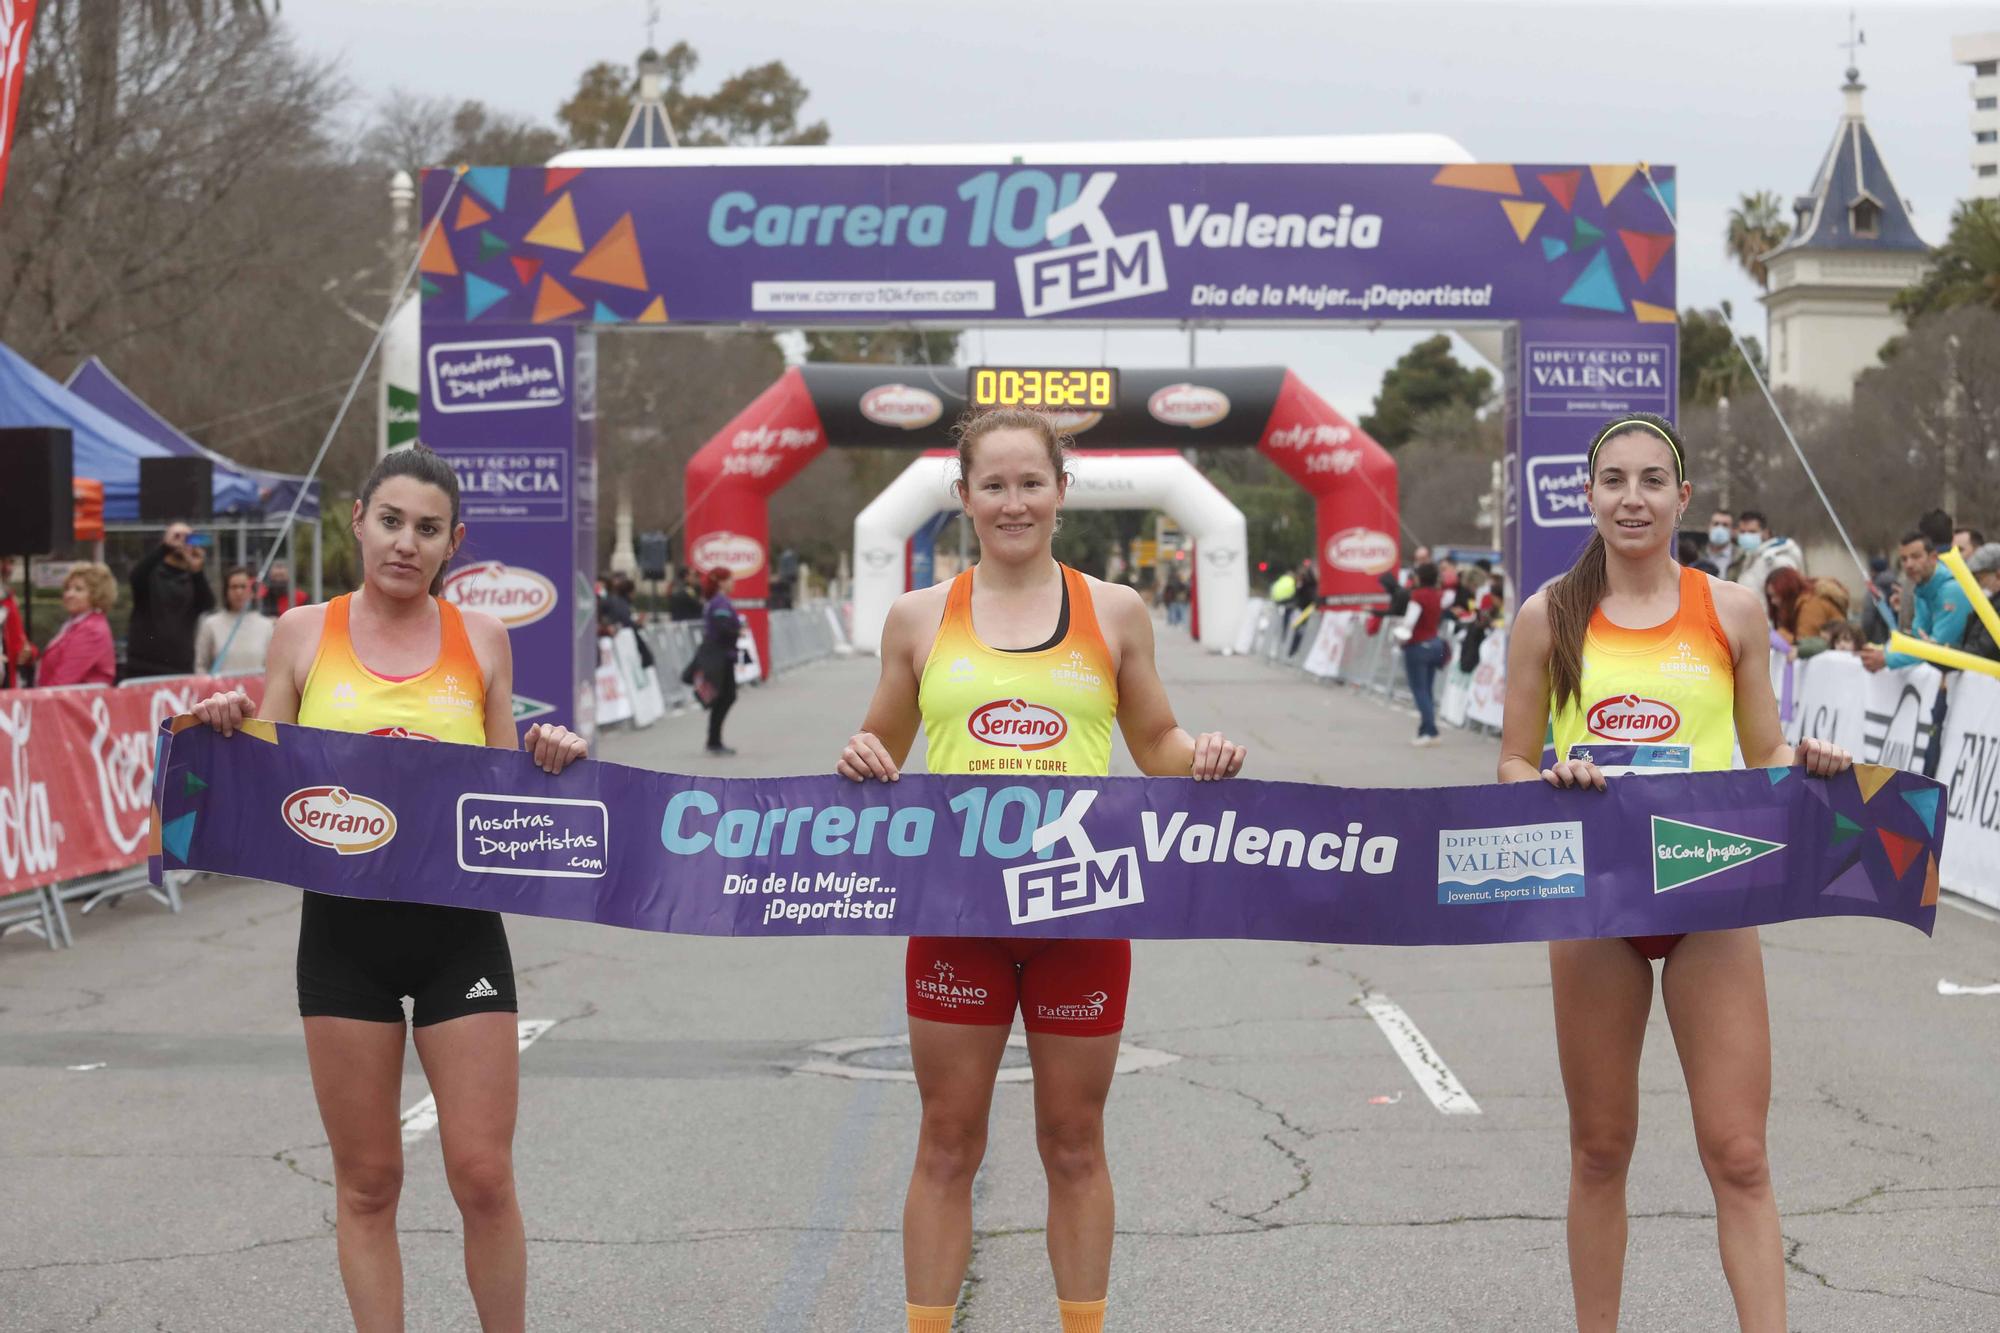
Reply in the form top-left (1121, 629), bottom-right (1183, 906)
top-left (289, 0), bottom-right (1989, 417)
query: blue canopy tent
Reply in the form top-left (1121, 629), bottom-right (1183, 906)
top-left (0, 341), bottom-right (261, 519)
top-left (65, 356), bottom-right (321, 520)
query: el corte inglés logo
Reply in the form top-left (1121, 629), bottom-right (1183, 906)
top-left (1651, 816), bottom-right (1784, 893)
top-left (283, 786), bottom-right (397, 855)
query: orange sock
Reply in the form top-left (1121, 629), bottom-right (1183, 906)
top-left (1058, 1296), bottom-right (1107, 1333)
top-left (906, 1301), bottom-right (955, 1333)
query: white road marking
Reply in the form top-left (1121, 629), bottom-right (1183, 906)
top-left (400, 1018), bottom-right (556, 1145)
top-left (1938, 979), bottom-right (2000, 997)
top-left (1356, 991), bottom-right (1481, 1116)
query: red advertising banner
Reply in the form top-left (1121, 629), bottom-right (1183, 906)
top-left (0, 674), bottom-right (264, 895)
top-left (0, 1), bottom-right (38, 210)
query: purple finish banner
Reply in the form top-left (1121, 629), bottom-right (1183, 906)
top-left (416, 163), bottom-right (1675, 327)
top-left (151, 721), bottom-right (1942, 946)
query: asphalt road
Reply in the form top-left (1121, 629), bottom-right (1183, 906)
top-left (3, 631), bottom-right (1997, 1331)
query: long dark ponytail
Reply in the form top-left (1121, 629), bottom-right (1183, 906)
top-left (1546, 413), bottom-right (1685, 712)
top-left (358, 443), bottom-right (463, 596)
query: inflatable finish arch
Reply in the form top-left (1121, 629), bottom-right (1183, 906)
top-left (681, 365), bottom-right (1397, 666)
top-left (853, 451), bottom-right (1248, 653)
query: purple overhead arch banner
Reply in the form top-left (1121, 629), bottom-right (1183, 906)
top-left (415, 159), bottom-right (1677, 735)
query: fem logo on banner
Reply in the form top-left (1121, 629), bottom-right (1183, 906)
top-left (426, 338), bottom-right (566, 413)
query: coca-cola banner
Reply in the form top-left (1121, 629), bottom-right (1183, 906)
top-left (1, 676), bottom-right (263, 895)
top-left (153, 717), bottom-right (1940, 947)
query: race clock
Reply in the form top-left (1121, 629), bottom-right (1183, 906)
top-left (968, 366), bottom-right (1119, 411)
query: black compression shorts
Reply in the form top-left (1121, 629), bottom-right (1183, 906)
top-left (297, 892), bottom-right (517, 1027)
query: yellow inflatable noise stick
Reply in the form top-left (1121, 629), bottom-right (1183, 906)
top-left (1886, 632), bottom-right (2000, 681)
top-left (1939, 547), bottom-right (2000, 654)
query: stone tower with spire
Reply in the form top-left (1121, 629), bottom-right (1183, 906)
top-left (1759, 61), bottom-right (1930, 403)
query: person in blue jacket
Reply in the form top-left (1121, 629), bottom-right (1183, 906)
top-left (1862, 528), bottom-right (1973, 776)
top-left (1861, 529), bottom-right (1972, 672)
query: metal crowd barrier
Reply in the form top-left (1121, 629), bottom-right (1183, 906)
top-left (1239, 602), bottom-right (1513, 739)
top-left (638, 602), bottom-right (840, 716)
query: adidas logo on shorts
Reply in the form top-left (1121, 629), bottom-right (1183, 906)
top-left (465, 977), bottom-right (499, 1000)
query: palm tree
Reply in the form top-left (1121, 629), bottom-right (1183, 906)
top-left (1725, 190), bottom-right (1791, 290)
top-left (1894, 198), bottom-right (2000, 320)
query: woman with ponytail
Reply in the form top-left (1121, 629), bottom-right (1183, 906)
top-left (187, 444), bottom-right (587, 1332)
top-left (1496, 414), bottom-right (1851, 1333)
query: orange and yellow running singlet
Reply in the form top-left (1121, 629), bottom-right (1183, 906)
top-left (293, 593), bottom-right (513, 1029)
top-left (297, 593), bottom-right (487, 746)
top-left (908, 565), bottom-right (1129, 1035)
top-left (918, 564), bottom-right (1116, 777)
top-left (1549, 563), bottom-right (1737, 959)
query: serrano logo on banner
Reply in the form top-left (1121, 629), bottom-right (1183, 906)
top-left (1587, 695), bottom-right (1681, 744)
top-left (859, 384), bottom-right (943, 430)
top-left (443, 561), bottom-right (557, 628)
top-left (969, 699), bottom-right (1068, 751)
top-left (1326, 527), bottom-right (1398, 574)
top-left (426, 338), bottom-right (565, 414)
top-left (1147, 383), bottom-right (1230, 428)
top-left (691, 531), bottom-right (765, 578)
top-left (283, 787), bottom-right (396, 855)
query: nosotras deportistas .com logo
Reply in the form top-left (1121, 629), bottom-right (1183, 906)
top-left (1651, 816), bottom-right (1784, 893)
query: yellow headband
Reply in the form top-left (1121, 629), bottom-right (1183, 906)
top-left (1588, 418), bottom-right (1684, 482)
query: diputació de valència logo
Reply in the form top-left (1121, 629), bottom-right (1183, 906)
top-left (283, 786), bottom-right (397, 856)
top-left (1435, 821), bottom-right (1585, 905)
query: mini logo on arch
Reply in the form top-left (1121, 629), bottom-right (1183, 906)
top-left (968, 699), bottom-right (1068, 751)
top-left (860, 384), bottom-right (944, 430)
top-left (283, 786), bottom-right (397, 855)
top-left (1147, 383), bottom-right (1230, 428)
top-left (1586, 694), bottom-right (1681, 743)
top-left (1326, 527), bottom-right (1397, 574)
top-left (443, 561), bottom-right (556, 628)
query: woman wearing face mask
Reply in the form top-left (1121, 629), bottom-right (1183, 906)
top-left (1498, 414), bottom-right (1851, 1333)
top-left (838, 410), bottom-right (1245, 1333)
top-left (189, 444), bottom-right (586, 1333)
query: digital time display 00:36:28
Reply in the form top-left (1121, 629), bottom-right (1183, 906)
top-left (969, 367), bottom-right (1119, 410)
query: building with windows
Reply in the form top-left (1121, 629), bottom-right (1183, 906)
top-left (1953, 32), bottom-right (2000, 197)
top-left (1759, 65), bottom-right (1929, 403)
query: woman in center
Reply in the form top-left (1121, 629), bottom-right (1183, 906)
top-left (838, 409), bottom-right (1246, 1333)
